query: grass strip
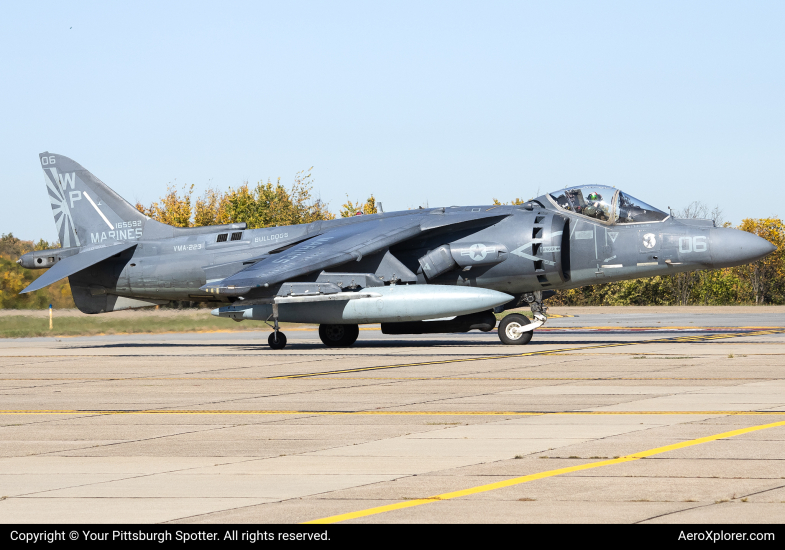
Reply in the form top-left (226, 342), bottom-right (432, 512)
top-left (0, 313), bottom-right (296, 338)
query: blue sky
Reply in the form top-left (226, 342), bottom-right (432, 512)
top-left (2, 1), bottom-right (783, 241)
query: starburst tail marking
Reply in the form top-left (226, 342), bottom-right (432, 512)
top-left (39, 152), bottom-right (151, 247)
top-left (44, 167), bottom-right (80, 247)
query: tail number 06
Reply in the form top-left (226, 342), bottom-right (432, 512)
top-left (679, 236), bottom-right (707, 253)
top-left (41, 156), bottom-right (56, 165)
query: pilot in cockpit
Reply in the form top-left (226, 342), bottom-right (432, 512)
top-left (549, 186), bottom-right (668, 224)
top-left (583, 192), bottom-right (609, 221)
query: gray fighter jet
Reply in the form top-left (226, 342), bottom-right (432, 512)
top-left (20, 152), bottom-right (776, 349)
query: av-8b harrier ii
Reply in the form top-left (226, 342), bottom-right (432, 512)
top-left (21, 152), bottom-right (776, 349)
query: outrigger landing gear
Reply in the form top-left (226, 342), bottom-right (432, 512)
top-left (497, 291), bottom-right (549, 345)
top-left (266, 303), bottom-right (287, 350)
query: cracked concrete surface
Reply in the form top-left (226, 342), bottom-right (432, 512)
top-left (1, 307), bottom-right (785, 523)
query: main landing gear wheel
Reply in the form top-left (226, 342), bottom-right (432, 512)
top-left (268, 331), bottom-right (287, 350)
top-left (498, 314), bottom-right (534, 345)
top-left (319, 324), bottom-right (360, 347)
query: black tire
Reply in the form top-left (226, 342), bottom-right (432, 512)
top-left (498, 314), bottom-right (534, 345)
top-left (268, 331), bottom-right (287, 350)
top-left (319, 324), bottom-right (360, 347)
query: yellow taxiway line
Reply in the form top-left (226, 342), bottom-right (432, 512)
top-left (2, 409), bottom-right (784, 416)
top-left (0, 376), bottom-right (773, 381)
top-left (304, 418), bottom-right (785, 524)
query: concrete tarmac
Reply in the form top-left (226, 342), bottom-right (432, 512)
top-left (2, 306), bottom-right (785, 523)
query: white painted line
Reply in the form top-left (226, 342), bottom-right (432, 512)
top-left (83, 192), bottom-right (115, 230)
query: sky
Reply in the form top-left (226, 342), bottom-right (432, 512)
top-left (2, 1), bottom-right (783, 241)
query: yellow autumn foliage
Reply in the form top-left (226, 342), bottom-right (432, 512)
top-left (0, 234), bottom-right (74, 309)
top-left (136, 169), bottom-right (335, 228)
top-left (340, 195), bottom-right (377, 217)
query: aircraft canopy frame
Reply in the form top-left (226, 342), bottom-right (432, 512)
top-left (546, 186), bottom-right (669, 225)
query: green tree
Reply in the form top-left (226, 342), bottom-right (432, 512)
top-left (0, 233), bottom-right (73, 309)
top-left (735, 217), bottom-right (785, 304)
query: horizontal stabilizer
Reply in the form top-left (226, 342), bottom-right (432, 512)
top-left (21, 242), bottom-right (137, 294)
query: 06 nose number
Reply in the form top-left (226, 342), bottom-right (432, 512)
top-left (679, 236), bottom-right (707, 253)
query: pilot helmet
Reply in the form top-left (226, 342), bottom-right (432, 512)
top-left (587, 192), bottom-right (602, 201)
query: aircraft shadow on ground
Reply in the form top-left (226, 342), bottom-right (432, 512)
top-left (67, 338), bottom-right (655, 351)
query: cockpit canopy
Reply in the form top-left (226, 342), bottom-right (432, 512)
top-left (548, 186), bottom-right (668, 224)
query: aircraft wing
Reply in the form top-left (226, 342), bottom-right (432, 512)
top-left (21, 242), bottom-right (137, 294)
top-left (203, 210), bottom-right (511, 296)
top-left (203, 217), bottom-right (423, 295)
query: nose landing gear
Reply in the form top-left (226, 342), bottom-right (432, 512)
top-left (498, 313), bottom-right (533, 345)
top-left (497, 291), bottom-right (549, 345)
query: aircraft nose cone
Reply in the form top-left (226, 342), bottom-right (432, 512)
top-left (710, 227), bottom-right (777, 268)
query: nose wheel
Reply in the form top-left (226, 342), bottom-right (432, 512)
top-left (497, 291), bottom-right (549, 345)
top-left (498, 314), bottom-right (534, 345)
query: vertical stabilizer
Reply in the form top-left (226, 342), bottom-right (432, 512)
top-left (40, 152), bottom-right (148, 247)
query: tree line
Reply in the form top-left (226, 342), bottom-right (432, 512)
top-left (0, 171), bottom-right (782, 308)
top-left (133, 170), bottom-right (377, 228)
top-left (0, 234), bottom-right (72, 309)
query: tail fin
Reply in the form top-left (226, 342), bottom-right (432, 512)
top-left (40, 152), bottom-right (148, 247)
